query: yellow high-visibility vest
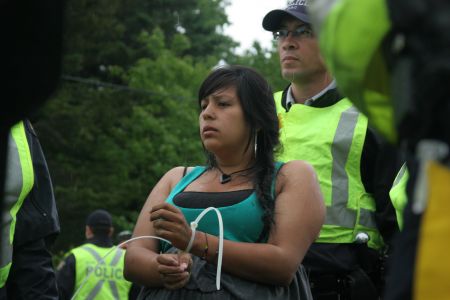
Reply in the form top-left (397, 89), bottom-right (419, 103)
top-left (275, 92), bottom-right (383, 250)
top-left (0, 121), bottom-right (34, 287)
top-left (70, 243), bottom-right (131, 299)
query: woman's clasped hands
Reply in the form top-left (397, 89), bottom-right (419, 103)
top-left (150, 203), bottom-right (194, 289)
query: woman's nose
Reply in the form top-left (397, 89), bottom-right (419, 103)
top-left (201, 105), bottom-right (215, 119)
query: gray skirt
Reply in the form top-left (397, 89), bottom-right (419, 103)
top-left (137, 248), bottom-right (313, 300)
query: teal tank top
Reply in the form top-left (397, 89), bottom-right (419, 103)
top-left (160, 162), bottom-right (283, 252)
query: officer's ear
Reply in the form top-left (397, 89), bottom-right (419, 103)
top-left (85, 225), bottom-right (94, 239)
top-left (109, 226), bottom-right (114, 237)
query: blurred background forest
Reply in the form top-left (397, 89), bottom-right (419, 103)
top-left (34, 0), bottom-right (288, 257)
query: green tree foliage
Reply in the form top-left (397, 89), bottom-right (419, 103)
top-left (228, 41), bottom-right (287, 92)
top-left (62, 0), bottom-right (125, 76)
top-left (63, 0), bottom-right (236, 80)
top-left (38, 26), bottom-right (209, 252)
top-left (36, 0), bottom-right (285, 254)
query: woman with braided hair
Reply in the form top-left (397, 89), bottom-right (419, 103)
top-left (124, 65), bottom-right (325, 299)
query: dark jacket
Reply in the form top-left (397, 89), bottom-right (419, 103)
top-left (0, 119), bottom-right (60, 299)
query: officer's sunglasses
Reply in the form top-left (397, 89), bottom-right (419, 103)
top-left (272, 24), bottom-right (314, 41)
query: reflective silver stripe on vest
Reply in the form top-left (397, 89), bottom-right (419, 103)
top-left (325, 106), bottom-right (376, 229)
top-left (81, 245), bottom-right (105, 264)
top-left (1, 135), bottom-right (22, 269)
top-left (108, 280), bottom-right (120, 300)
top-left (392, 163), bottom-right (407, 187)
top-left (360, 208), bottom-right (377, 228)
top-left (86, 280), bottom-right (105, 300)
top-left (110, 248), bottom-right (123, 267)
top-left (81, 245), bottom-right (122, 299)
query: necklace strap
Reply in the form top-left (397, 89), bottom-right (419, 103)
top-left (216, 166), bottom-right (254, 184)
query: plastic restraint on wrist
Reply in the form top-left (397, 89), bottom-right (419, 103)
top-left (70, 206), bottom-right (224, 299)
top-left (185, 222), bottom-right (197, 252)
top-left (186, 207), bottom-right (224, 290)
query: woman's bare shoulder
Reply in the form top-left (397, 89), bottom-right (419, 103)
top-left (162, 166), bottom-right (198, 189)
top-left (278, 160), bottom-right (316, 178)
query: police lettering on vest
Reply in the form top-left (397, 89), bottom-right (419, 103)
top-left (86, 265), bottom-right (125, 280)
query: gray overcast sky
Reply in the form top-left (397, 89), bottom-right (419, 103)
top-left (224, 0), bottom-right (285, 54)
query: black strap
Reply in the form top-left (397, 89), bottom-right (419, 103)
top-left (182, 166), bottom-right (187, 177)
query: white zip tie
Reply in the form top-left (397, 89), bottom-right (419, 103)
top-left (185, 221), bottom-right (197, 252)
top-left (191, 207), bottom-right (224, 290)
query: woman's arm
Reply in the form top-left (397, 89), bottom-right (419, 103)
top-left (152, 160), bottom-right (325, 286)
top-left (209, 160), bottom-right (325, 285)
top-left (124, 166), bottom-right (191, 288)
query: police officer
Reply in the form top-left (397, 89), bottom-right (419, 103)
top-left (308, 0), bottom-right (450, 299)
top-left (262, 1), bottom-right (402, 298)
top-left (57, 209), bottom-right (134, 299)
top-left (0, 119), bottom-right (60, 299)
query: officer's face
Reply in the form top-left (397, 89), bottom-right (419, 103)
top-left (276, 17), bottom-right (328, 83)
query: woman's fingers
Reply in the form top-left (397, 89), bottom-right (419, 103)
top-left (178, 252), bottom-right (193, 271)
top-left (157, 253), bottom-right (190, 273)
top-left (162, 272), bottom-right (190, 290)
top-left (156, 253), bottom-right (179, 266)
top-left (150, 203), bottom-right (182, 219)
top-left (150, 207), bottom-right (186, 227)
top-left (150, 205), bottom-right (192, 249)
top-left (152, 219), bottom-right (190, 242)
top-left (157, 253), bottom-right (191, 289)
top-left (161, 271), bottom-right (189, 282)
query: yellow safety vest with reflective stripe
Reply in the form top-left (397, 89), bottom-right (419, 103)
top-left (389, 163), bottom-right (409, 230)
top-left (275, 91), bottom-right (384, 250)
top-left (309, 1), bottom-right (450, 299)
top-left (310, 0), bottom-right (396, 143)
top-left (71, 243), bottom-right (131, 300)
top-left (0, 121), bottom-right (34, 287)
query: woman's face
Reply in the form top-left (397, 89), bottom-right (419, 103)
top-left (199, 86), bottom-right (250, 156)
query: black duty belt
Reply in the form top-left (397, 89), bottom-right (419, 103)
top-left (309, 273), bottom-right (348, 297)
top-left (309, 269), bottom-right (379, 300)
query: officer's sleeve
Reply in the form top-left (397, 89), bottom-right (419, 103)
top-left (361, 127), bottom-right (403, 245)
top-left (5, 238), bottom-right (58, 299)
top-left (13, 119), bottom-right (60, 247)
top-left (56, 254), bottom-right (76, 300)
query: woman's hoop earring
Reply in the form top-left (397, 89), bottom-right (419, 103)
top-left (254, 133), bottom-right (258, 158)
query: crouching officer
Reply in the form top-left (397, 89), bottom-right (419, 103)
top-left (57, 209), bottom-right (134, 299)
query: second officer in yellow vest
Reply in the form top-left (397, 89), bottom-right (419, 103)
top-left (262, 1), bottom-right (403, 298)
top-left (57, 209), bottom-right (135, 299)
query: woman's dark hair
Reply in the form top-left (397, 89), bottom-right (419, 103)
top-left (198, 65), bottom-right (280, 241)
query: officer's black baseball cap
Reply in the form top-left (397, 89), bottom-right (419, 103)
top-left (86, 209), bottom-right (112, 227)
top-left (262, 0), bottom-right (310, 31)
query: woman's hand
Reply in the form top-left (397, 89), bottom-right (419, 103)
top-left (156, 252), bottom-right (193, 289)
top-left (150, 203), bottom-right (192, 250)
